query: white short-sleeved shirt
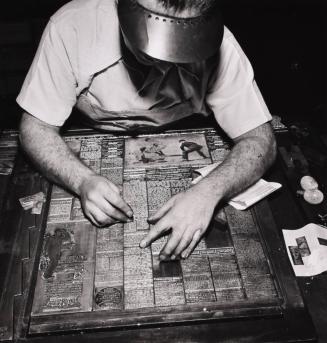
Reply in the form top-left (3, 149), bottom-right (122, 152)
top-left (17, 0), bottom-right (271, 139)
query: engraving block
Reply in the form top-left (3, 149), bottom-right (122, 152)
top-left (147, 180), bottom-right (171, 216)
top-left (183, 273), bottom-right (215, 293)
top-left (101, 158), bottom-right (123, 169)
top-left (95, 252), bottom-right (123, 287)
top-left (124, 249), bottom-right (153, 279)
top-left (205, 131), bottom-right (227, 151)
top-left (47, 198), bottom-right (73, 223)
top-left (124, 288), bottom-right (154, 310)
top-left (80, 137), bottom-right (102, 160)
top-left (205, 220), bottom-right (233, 249)
top-left (146, 167), bottom-right (193, 181)
top-left (101, 168), bottom-right (123, 188)
top-left (32, 222), bottom-right (95, 315)
top-left (94, 286), bottom-right (124, 311)
top-left (124, 247), bottom-right (153, 293)
top-left (96, 226), bottom-right (124, 253)
top-left (233, 239), bottom-right (270, 274)
top-left (152, 258), bottom-right (182, 279)
top-left (154, 278), bottom-right (185, 307)
top-left (185, 290), bottom-right (216, 304)
top-left (215, 288), bottom-right (245, 302)
top-left (209, 254), bottom-right (238, 274)
top-left (225, 206), bottom-right (258, 237)
top-left (211, 272), bottom-right (242, 290)
top-left (181, 256), bottom-right (215, 303)
top-left (123, 180), bottom-right (148, 232)
top-left (181, 256), bottom-right (211, 275)
top-left (243, 274), bottom-right (278, 299)
top-left (101, 138), bottom-right (124, 159)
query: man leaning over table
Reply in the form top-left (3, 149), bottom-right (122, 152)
top-left (17, 0), bottom-right (277, 261)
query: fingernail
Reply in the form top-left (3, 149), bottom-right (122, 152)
top-left (127, 211), bottom-right (133, 218)
top-left (159, 255), bottom-right (165, 261)
top-left (181, 252), bottom-right (187, 259)
top-left (139, 240), bottom-right (146, 248)
top-left (171, 255), bottom-right (176, 260)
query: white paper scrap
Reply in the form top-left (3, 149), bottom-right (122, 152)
top-left (228, 179), bottom-right (282, 210)
top-left (19, 192), bottom-right (46, 212)
top-left (283, 224), bottom-right (327, 277)
top-left (192, 164), bottom-right (282, 210)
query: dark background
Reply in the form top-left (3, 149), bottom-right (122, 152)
top-left (0, 0), bottom-right (326, 130)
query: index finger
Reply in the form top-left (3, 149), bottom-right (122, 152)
top-left (148, 197), bottom-right (174, 223)
top-left (140, 218), bottom-right (170, 248)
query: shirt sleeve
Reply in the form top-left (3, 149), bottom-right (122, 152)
top-left (206, 28), bottom-right (272, 139)
top-left (16, 20), bottom-right (77, 126)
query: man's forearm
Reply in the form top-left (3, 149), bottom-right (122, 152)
top-left (20, 113), bottom-right (133, 226)
top-left (196, 122), bottom-right (277, 204)
top-left (19, 113), bottom-right (95, 195)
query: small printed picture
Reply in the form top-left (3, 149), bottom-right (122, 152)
top-left (124, 133), bottom-right (211, 169)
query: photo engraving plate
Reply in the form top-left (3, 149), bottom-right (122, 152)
top-left (30, 129), bottom-right (281, 332)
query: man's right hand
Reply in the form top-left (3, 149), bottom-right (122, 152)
top-left (78, 175), bottom-right (133, 227)
top-left (19, 113), bottom-right (134, 228)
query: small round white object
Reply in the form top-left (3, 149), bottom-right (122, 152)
top-left (300, 176), bottom-right (319, 191)
top-left (303, 189), bottom-right (324, 205)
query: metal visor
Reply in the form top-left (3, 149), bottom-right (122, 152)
top-left (118, 0), bottom-right (224, 64)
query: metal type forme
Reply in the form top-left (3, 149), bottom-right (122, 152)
top-left (0, 128), bottom-right (317, 342)
top-left (118, 0), bottom-right (224, 63)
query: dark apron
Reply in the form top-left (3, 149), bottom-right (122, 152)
top-left (75, 43), bottom-right (219, 133)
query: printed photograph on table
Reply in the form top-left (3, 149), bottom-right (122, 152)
top-left (124, 133), bottom-right (211, 169)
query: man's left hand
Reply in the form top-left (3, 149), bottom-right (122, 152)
top-left (139, 186), bottom-right (217, 260)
